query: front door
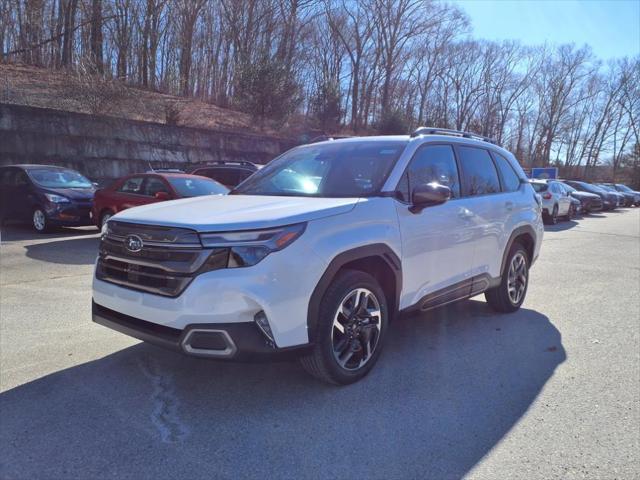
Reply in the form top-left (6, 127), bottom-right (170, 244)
top-left (395, 143), bottom-right (476, 310)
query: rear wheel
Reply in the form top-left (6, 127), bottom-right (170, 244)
top-left (300, 270), bottom-right (388, 385)
top-left (567, 204), bottom-right (575, 220)
top-left (485, 243), bottom-right (529, 313)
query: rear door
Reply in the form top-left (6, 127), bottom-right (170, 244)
top-left (453, 144), bottom-right (505, 279)
top-left (395, 143), bottom-right (476, 308)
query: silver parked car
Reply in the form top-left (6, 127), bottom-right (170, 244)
top-left (530, 179), bottom-right (572, 224)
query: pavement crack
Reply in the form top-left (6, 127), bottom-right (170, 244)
top-left (138, 356), bottom-right (189, 444)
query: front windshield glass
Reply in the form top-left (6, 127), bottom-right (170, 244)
top-left (29, 168), bottom-right (92, 188)
top-left (598, 185), bottom-right (615, 192)
top-left (168, 177), bottom-right (228, 197)
top-left (577, 182), bottom-right (604, 193)
top-left (531, 182), bottom-right (548, 193)
top-left (232, 140), bottom-right (407, 197)
top-left (615, 184), bottom-right (633, 192)
top-left (562, 183), bottom-right (577, 193)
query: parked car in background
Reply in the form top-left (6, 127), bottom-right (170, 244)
top-left (0, 164), bottom-right (95, 232)
top-left (92, 172), bottom-right (228, 229)
top-left (563, 181), bottom-right (618, 210)
top-left (190, 161), bottom-right (259, 188)
top-left (597, 184), bottom-right (627, 207)
top-left (559, 182), bottom-right (602, 214)
top-left (530, 179), bottom-right (572, 224)
top-left (606, 183), bottom-right (640, 206)
top-left (600, 183), bottom-right (636, 207)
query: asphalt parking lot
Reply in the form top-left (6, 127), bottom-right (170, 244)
top-left (1, 209), bottom-right (639, 479)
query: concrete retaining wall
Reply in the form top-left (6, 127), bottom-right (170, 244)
top-left (0, 103), bottom-right (296, 181)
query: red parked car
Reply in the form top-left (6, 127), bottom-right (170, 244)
top-left (92, 171), bottom-right (228, 229)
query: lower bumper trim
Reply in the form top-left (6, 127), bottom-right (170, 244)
top-left (92, 301), bottom-right (312, 362)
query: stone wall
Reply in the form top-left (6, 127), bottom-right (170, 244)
top-left (0, 103), bottom-right (296, 182)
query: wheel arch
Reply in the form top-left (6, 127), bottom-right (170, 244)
top-left (501, 225), bottom-right (536, 274)
top-left (307, 244), bottom-right (402, 343)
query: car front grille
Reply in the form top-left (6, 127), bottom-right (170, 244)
top-left (96, 221), bottom-right (211, 297)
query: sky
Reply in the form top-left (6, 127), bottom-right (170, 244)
top-left (451, 0), bottom-right (640, 60)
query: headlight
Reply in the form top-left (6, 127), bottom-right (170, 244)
top-left (199, 223), bottom-right (306, 268)
top-left (44, 193), bottom-right (70, 203)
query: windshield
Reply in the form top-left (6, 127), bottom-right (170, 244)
top-left (575, 182), bottom-right (604, 194)
top-left (232, 140), bottom-right (407, 197)
top-left (531, 182), bottom-right (548, 193)
top-left (562, 183), bottom-right (577, 193)
top-left (168, 177), bottom-right (228, 197)
top-left (28, 168), bottom-right (92, 188)
top-left (615, 184), bottom-right (633, 192)
top-left (598, 184), bottom-right (615, 192)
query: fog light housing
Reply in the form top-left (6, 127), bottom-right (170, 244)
top-left (254, 310), bottom-right (275, 346)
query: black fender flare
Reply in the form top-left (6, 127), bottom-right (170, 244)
top-left (306, 243), bottom-right (402, 343)
top-left (500, 225), bottom-right (537, 274)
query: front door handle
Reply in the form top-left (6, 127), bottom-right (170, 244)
top-left (458, 208), bottom-right (474, 219)
top-left (505, 201), bottom-right (514, 211)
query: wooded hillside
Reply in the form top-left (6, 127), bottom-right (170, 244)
top-left (1, 0), bottom-right (638, 178)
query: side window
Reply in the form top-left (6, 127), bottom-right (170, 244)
top-left (0, 169), bottom-right (14, 187)
top-left (118, 177), bottom-right (145, 194)
top-left (15, 171), bottom-right (29, 187)
top-left (493, 152), bottom-right (521, 192)
top-left (396, 144), bottom-right (460, 201)
top-left (143, 177), bottom-right (170, 196)
top-left (457, 146), bottom-right (501, 196)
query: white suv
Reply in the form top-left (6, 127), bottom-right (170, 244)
top-left (92, 127), bottom-right (543, 384)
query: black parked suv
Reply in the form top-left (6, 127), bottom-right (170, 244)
top-left (559, 182), bottom-right (603, 213)
top-left (0, 165), bottom-right (96, 232)
top-left (563, 180), bottom-right (617, 210)
top-left (190, 161), bottom-right (258, 188)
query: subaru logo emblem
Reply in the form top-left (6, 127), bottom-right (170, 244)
top-left (125, 234), bottom-right (144, 253)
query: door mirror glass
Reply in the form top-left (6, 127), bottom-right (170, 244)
top-left (154, 191), bottom-right (171, 200)
top-left (410, 183), bottom-right (451, 212)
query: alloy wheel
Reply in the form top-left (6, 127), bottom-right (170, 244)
top-left (33, 209), bottom-right (46, 231)
top-left (507, 252), bottom-right (528, 305)
top-left (331, 288), bottom-right (382, 371)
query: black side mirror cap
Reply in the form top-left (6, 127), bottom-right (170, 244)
top-left (410, 182), bottom-right (451, 213)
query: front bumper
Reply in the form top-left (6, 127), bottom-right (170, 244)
top-left (46, 201), bottom-right (94, 226)
top-left (92, 301), bottom-right (312, 361)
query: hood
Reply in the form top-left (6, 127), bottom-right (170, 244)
top-left (111, 194), bottom-right (360, 232)
top-left (44, 187), bottom-right (95, 201)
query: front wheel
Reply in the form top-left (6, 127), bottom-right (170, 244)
top-left (99, 211), bottom-right (113, 231)
top-left (32, 208), bottom-right (51, 233)
top-left (485, 243), bottom-right (529, 313)
top-left (300, 270), bottom-right (389, 385)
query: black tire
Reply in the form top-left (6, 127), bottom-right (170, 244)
top-left (549, 205), bottom-right (558, 224)
top-left (99, 210), bottom-right (114, 230)
top-left (32, 207), bottom-right (51, 233)
top-left (485, 242), bottom-right (529, 313)
top-left (299, 269), bottom-right (389, 385)
top-left (567, 204), bottom-right (575, 220)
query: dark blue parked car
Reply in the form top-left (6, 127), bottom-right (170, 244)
top-left (0, 164), bottom-right (96, 232)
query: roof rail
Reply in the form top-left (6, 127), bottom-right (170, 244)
top-left (410, 126), bottom-right (497, 145)
top-left (146, 168), bottom-right (184, 173)
top-left (204, 160), bottom-right (257, 168)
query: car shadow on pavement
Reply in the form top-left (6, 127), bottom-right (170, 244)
top-left (0, 300), bottom-right (565, 479)
top-left (544, 220), bottom-right (579, 232)
top-left (0, 224), bottom-right (98, 242)
top-left (22, 236), bottom-right (100, 265)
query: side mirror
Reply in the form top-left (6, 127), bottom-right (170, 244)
top-left (410, 182), bottom-right (451, 213)
top-left (154, 191), bottom-right (171, 200)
